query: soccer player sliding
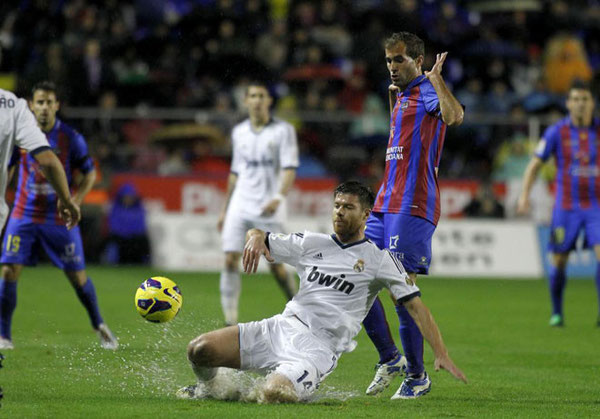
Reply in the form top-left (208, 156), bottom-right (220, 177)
top-left (178, 181), bottom-right (466, 403)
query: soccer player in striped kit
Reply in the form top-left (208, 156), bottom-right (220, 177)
top-left (518, 81), bottom-right (600, 327)
top-left (0, 81), bottom-right (118, 350)
top-left (362, 32), bottom-right (464, 399)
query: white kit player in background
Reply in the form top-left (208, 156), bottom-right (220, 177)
top-left (179, 181), bottom-right (466, 403)
top-left (0, 88), bottom-right (79, 230)
top-left (217, 82), bottom-right (299, 325)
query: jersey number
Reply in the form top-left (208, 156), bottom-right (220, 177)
top-left (5, 234), bottom-right (20, 253)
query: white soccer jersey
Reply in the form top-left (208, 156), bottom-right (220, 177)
top-left (227, 118), bottom-right (298, 222)
top-left (266, 231), bottom-right (421, 354)
top-left (0, 89), bottom-right (49, 226)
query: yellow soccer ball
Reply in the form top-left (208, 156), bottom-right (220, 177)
top-left (135, 276), bottom-right (182, 323)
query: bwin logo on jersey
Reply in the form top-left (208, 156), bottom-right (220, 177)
top-left (307, 267), bottom-right (354, 295)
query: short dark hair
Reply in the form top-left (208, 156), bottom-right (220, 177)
top-left (245, 81), bottom-right (271, 96)
top-left (384, 32), bottom-right (425, 59)
top-left (568, 80), bottom-right (592, 95)
top-left (31, 81), bottom-right (59, 100)
top-left (334, 181), bottom-right (375, 209)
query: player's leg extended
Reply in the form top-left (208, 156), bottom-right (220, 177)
top-left (395, 272), bottom-right (426, 376)
top-left (178, 325), bottom-right (241, 399)
top-left (363, 212), bottom-right (398, 362)
top-left (221, 252), bottom-right (242, 325)
top-left (0, 264), bottom-right (23, 347)
top-left (547, 209), bottom-right (580, 326)
top-left (386, 214), bottom-right (435, 399)
top-left (65, 270), bottom-right (118, 349)
top-left (362, 212), bottom-right (404, 395)
top-left (220, 215), bottom-right (248, 325)
top-left (583, 209), bottom-right (600, 325)
top-left (0, 219), bottom-right (35, 347)
top-left (594, 245), bottom-right (600, 326)
top-left (269, 263), bottom-right (297, 300)
top-left (548, 253), bottom-right (569, 326)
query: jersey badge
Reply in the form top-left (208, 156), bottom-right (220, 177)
top-left (418, 256), bottom-right (428, 266)
top-left (353, 259), bottom-right (365, 273)
top-left (313, 252), bottom-right (323, 260)
top-left (400, 100), bottom-right (409, 112)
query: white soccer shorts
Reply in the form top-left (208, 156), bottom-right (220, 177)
top-left (221, 215), bottom-right (283, 253)
top-left (238, 314), bottom-right (338, 400)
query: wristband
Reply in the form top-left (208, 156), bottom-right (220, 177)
top-left (274, 193), bottom-right (286, 201)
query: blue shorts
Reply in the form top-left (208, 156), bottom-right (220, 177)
top-left (365, 212), bottom-right (436, 274)
top-left (1, 218), bottom-right (86, 271)
top-left (549, 207), bottom-right (600, 253)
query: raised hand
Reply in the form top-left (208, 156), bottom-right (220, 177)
top-left (425, 52), bottom-right (448, 79)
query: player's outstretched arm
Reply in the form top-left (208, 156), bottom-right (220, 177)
top-left (517, 156), bottom-right (544, 215)
top-left (424, 52), bottom-right (464, 126)
top-left (402, 297), bottom-right (467, 383)
top-left (243, 228), bottom-right (274, 273)
top-left (33, 149), bottom-right (81, 229)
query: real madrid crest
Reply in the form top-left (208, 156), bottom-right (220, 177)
top-left (353, 259), bottom-right (365, 273)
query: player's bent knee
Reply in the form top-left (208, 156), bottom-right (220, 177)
top-left (187, 334), bottom-right (219, 367)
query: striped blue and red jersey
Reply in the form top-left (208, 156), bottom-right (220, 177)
top-left (9, 119), bottom-right (94, 224)
top-left (373, 75), bottom-right (448, 225)
top-left (535, 117), bottom-right (600, 210)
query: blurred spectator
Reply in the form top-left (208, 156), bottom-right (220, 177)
top-left (493, 133), bottom-right (554, 221)
top-left (103, 184), bottom-right (151, 264)
top-left (348, 94), bottom-right (388, 148)
top-left (543, 33), bottom-right (593, 94)
top-left (463, 183), bottom-right (505, 219)
top-left (1, 0), bottom-right (599, 187)
top-left (485, 81), bottom-right (514, 115)
top-left (158, 149), bottom-right (190, 175)
top-left (296, 141), bottom-right (329, 178)
top-left (254, 19), bottom-right (289, 72)
top-left (70, 38), bottom-right (115, 105)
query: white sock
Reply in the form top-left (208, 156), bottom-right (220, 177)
top-left (220, 270), bottom-right (241, 324)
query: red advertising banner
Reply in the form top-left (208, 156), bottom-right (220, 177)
top-left (111, 174), bottom-right (506, 217)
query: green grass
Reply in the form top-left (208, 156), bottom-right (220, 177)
top-left (2, 266), bottom-right (600, 418)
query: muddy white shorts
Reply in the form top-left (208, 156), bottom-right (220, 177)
top-left (238, 314), bottom-right (339, 400)
top-left (221, 215), bottom-right (283, 253)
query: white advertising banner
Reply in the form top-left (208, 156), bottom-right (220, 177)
top-left (430, 220), bottom-right (543, 278)
top-left (148, 213), bottom-right (543, 278)
top-left (147, 213), bottom-right (332, 272)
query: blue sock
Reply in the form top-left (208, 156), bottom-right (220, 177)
top-left (363, 297), bottom-right (399, 364)
top-left (396, 304), bottom-right (424, 376)
top-left (75, 279), bottom-right (104, 329)
top-left (596, 262), bottom-right (600, 317)
top-left (0, 279), bottom-right (17, 340)
top-left (548, 266), bottom-right (566, 316)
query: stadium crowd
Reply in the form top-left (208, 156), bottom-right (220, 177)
top-left (0, 0), bottom-right (599, 181)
